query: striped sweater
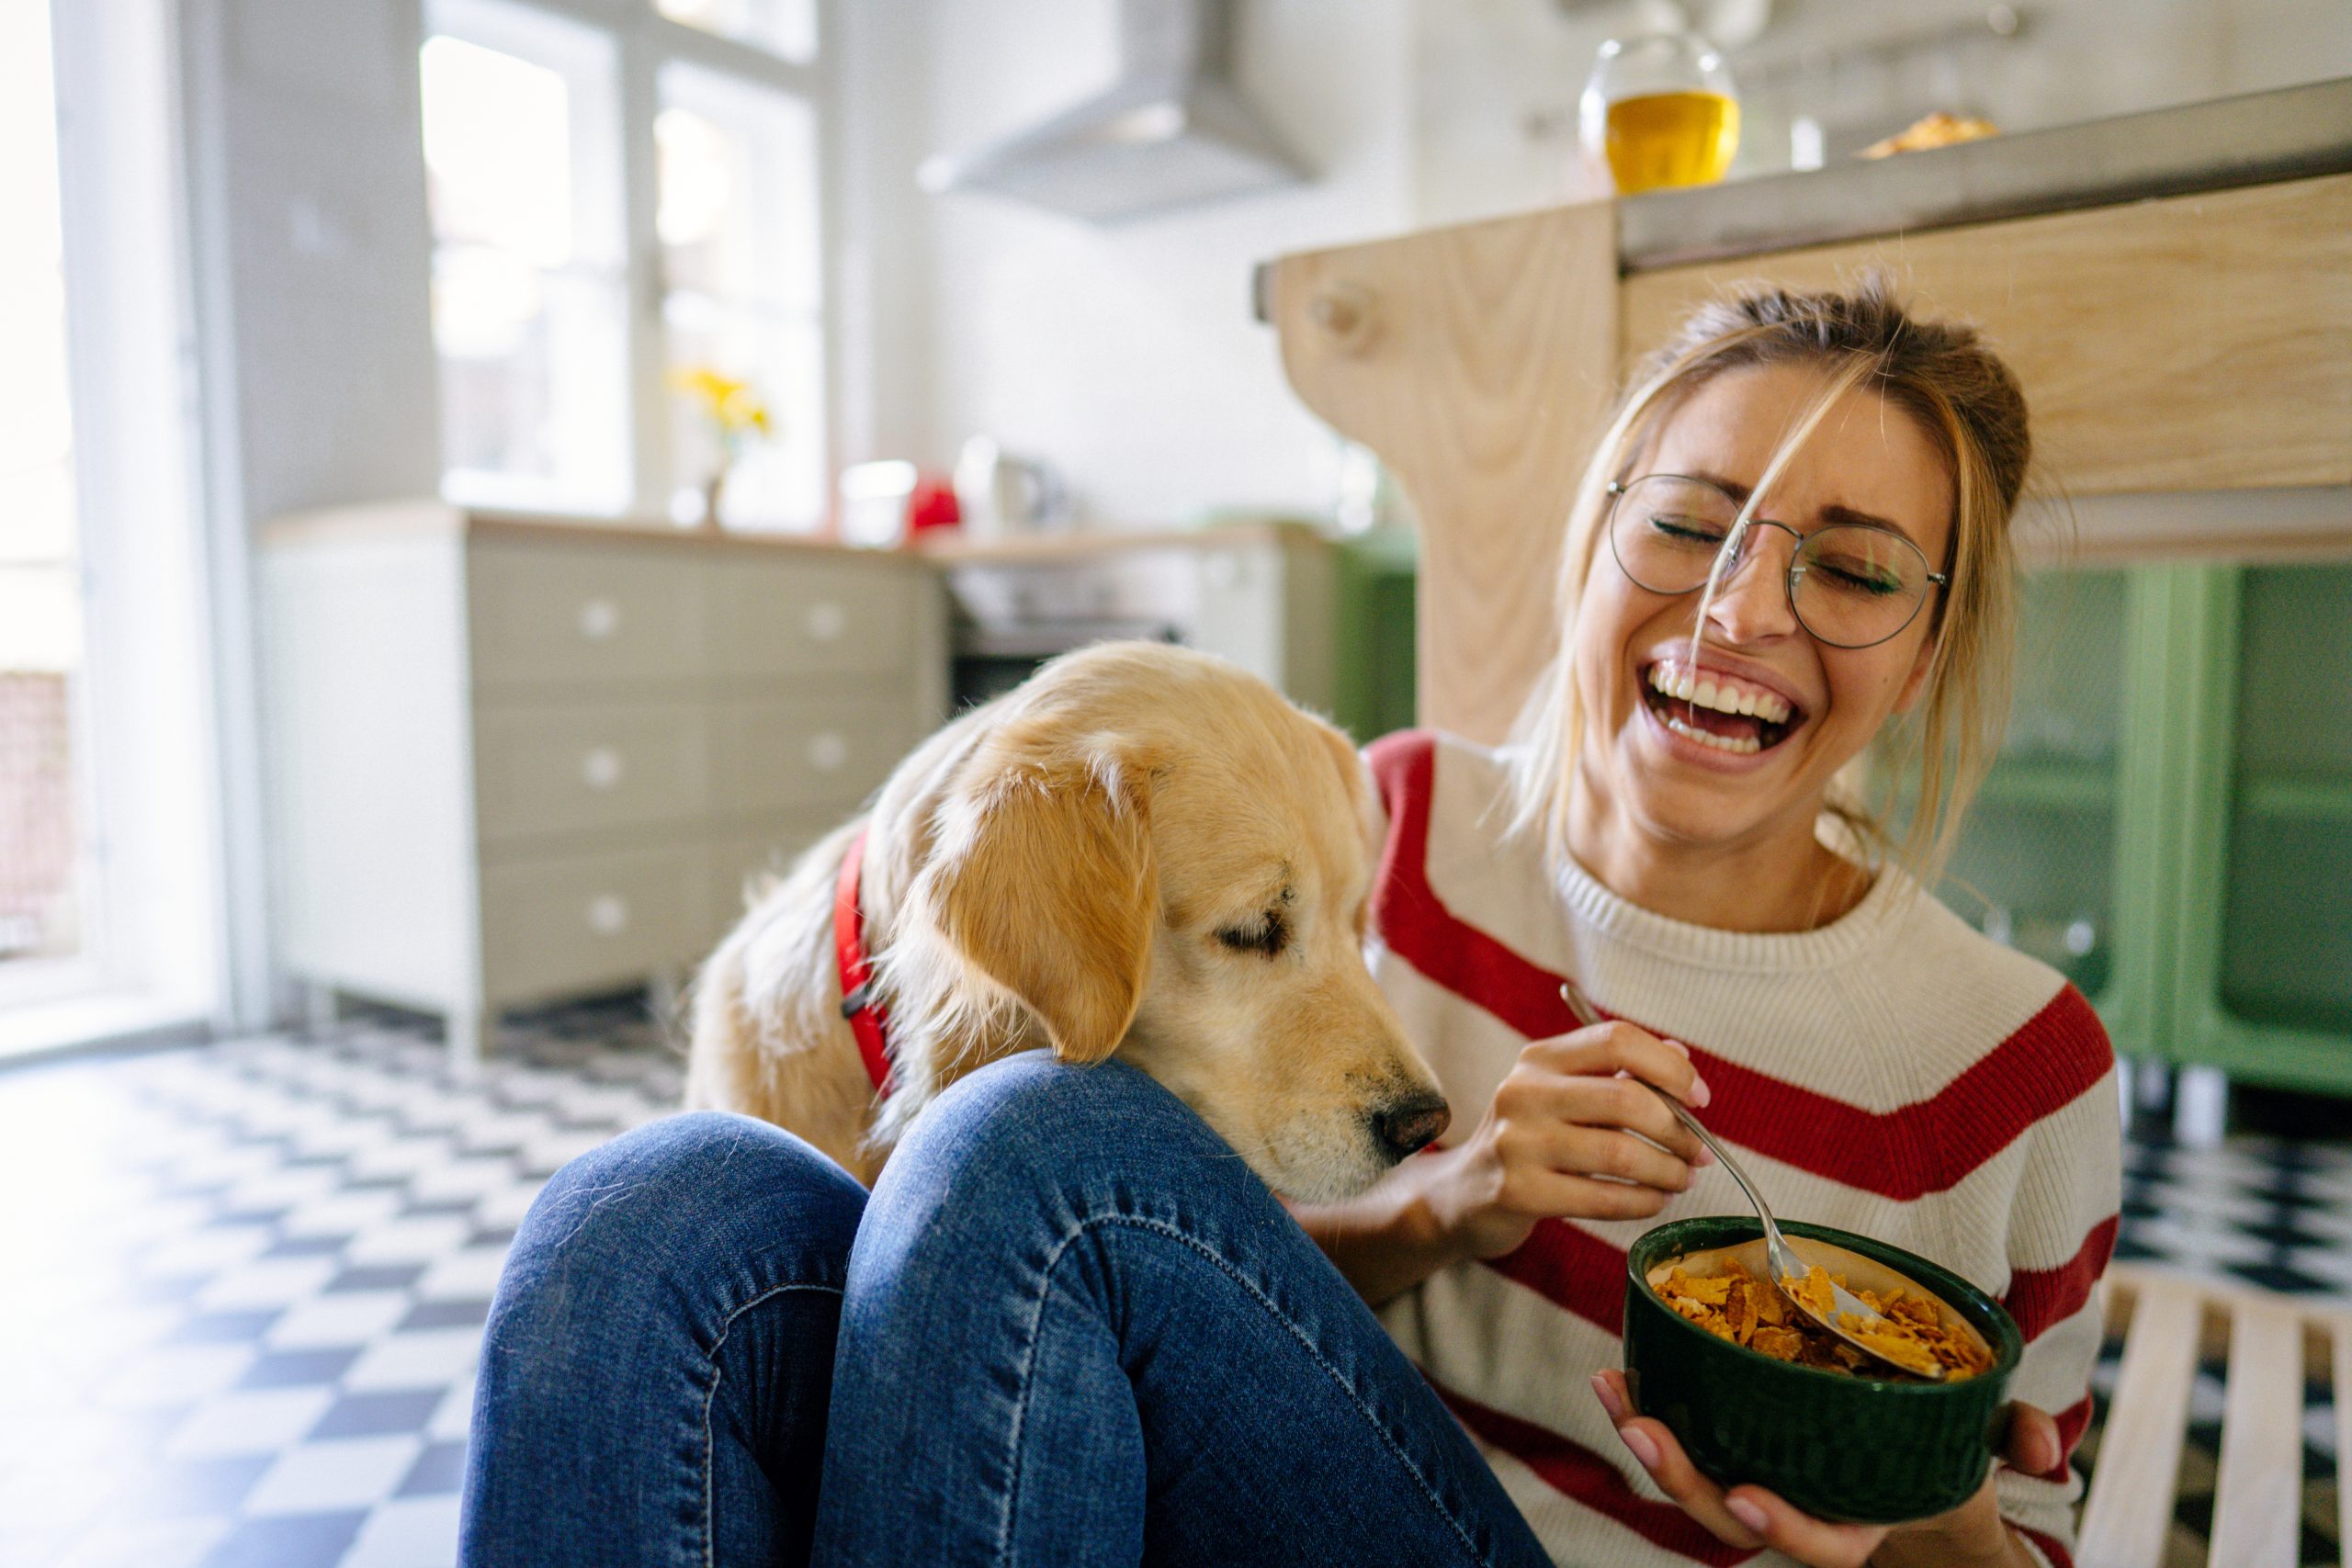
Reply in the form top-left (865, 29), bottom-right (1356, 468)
top-left (1364, 730), bottom-right (2120, 1568)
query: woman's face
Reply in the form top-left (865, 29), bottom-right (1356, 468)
top-left (1571, 361), bottom-right (1954, 859)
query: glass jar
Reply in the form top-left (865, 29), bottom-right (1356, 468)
top-left (1578, 32), bottom-right (1741, 196)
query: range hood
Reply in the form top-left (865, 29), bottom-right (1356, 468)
top-left (916, 0), bottom-right (1308, 224)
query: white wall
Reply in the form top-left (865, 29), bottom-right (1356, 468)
top-left (181, 0), bottom-right (443, 526)
top-left (887, 0), bottom-right (1415, 527)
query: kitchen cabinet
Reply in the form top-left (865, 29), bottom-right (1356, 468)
top-left (259, 503), bottom-right (946, 1062)
top-left (1930, 562), bottom-right (2352, 1093)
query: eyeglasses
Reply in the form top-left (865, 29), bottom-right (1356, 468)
top-left (1604, 473), bottom-right (1950, 649)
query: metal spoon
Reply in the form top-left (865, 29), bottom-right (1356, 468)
top-left (1558, 980), bottom-right (1944, 1381)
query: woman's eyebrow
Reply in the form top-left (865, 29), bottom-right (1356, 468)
top-left (1683, 467), bottom-right (1922, 547)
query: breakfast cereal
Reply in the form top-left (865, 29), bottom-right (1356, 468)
top-left (1653, 1259), bottom-right (1992, 1381)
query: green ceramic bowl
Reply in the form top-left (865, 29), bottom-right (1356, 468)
top-left (1623, 1216), bottom-right (2023, 1525)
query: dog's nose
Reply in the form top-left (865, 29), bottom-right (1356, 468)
top-left (1372, 1095), bottom-right (1451, 1159)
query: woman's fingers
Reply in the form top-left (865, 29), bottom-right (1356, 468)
top-left (1998, 1401), bottom-right (2063, 1476)
top-left (1535, 1021), bottom-right (1711, 1109)
top-left (1510, 1070), bottom-right (1710, 1171)
top-left (1558, 1124), bottom-right (1700, 1195)
top-left (1588, 1373), bottom-right (1763, 1549)
top-left (1495, 1164), bottom-right (1679, 1222)
top-left (1717, 1487), bottom-right (1891, 1568)
top-left (1589, 1372), bottom-right (1892, 1567)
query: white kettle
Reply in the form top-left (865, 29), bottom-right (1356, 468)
top-left (954, 437), bottom-right (1068, 539)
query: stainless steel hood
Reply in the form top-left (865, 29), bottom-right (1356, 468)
top-left (916, 0), bottom-right (1308, 224)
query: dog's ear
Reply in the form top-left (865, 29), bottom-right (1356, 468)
top-left (929, 751), bottom-right (1155, 1064)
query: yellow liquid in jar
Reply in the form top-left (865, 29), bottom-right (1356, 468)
top-left (1604, 91), bottom-right (1740, 194)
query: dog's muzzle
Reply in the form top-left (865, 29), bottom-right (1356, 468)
top-left (1370, 1094), bottom-right (1452, 1160)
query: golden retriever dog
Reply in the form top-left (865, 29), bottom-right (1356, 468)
top-left (684, 641), bottom-right (1451, 1201)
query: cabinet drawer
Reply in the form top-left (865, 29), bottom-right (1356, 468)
top-left (476, 704), bottom-right (708, 842)
top-left (708, 558), bottom-right (916, 678)
top-left (711, 694), bottom-right (922, 817)
top-left (470, 542), bottom-right (703, 686)
top-left (481, 848), bottom-right (704, 1004)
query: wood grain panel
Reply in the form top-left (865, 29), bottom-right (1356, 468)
top-left (1267, 202), bottom-right (1621, 743)
top-left (2075, 1275), bottom-right (2201, 1568)
top-left (2208, 1296), bottom-right (2305, 1568)
top-left (1622, 174), bottom-right (2352, 496)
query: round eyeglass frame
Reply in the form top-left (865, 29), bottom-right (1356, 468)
top-left (1603, 475), bottom-right (1951, 649)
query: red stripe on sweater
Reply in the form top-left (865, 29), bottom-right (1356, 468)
top-left (2002, 1215), bottom-right (2119, 1344)
top-left (1435, 1384), bottom-right (1758, 1566)
top-left (2039, 1393), bottom-right (2096, 1480)
top-left (2012, 1521), bottom-right (2076, 1568)
top-left (1365, 731), bottom-right (2115, 1201)
top-left (1487, 1217), bottom-right (1628, 1334)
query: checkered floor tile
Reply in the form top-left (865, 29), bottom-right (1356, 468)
top-left (0, 998), bottom-right (673, 1568)
top-left (0, 999), bottom-right (2344, 1567)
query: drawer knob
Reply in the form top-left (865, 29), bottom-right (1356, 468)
top-left (586, 894), bottom-right (629, 935)
top-left (808, 732), bottom-right (849, 773)
top-left (578, 598), bottom-right (620, 640)
top-left (582, 747), bottom-right (625, 791)
top-left (805, 601), bottom-right (847, 643)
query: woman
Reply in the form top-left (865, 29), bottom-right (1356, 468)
top-left (462, 282), bottom-right (2119, 1568)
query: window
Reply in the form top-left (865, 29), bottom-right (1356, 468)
top-left (423, 0), bottom-right (632, 514)
top-left (0, 0), bottom-right (90, 984)
top-left (659, 63), bottom-right (825, 530)
top-left (421, 2), bottom-right (827, 532)
top-left (4, 0), bottom-right (222, 1047)
top-left (656, 0), bottom-right (817, 63)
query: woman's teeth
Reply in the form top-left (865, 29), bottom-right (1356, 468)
top-left (1661, 713), bottom-right (1761, 754)
top-left (1646, 664), bottom-right (1792, 725)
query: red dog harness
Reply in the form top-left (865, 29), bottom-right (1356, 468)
top-left (833, 829), bottom-right (894, 1098)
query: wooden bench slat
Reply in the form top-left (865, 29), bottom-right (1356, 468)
top-left (2077, 1279), bottom-right (2205, 1568)
top-left (2336, 1318), bottom-right (2349, 1568)
top-left (2207, 1296), bottom-right (2306, 1568)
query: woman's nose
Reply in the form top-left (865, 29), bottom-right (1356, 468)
top-left (1705, 524), bottom-right (1801, 641)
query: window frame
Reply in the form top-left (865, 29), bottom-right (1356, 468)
top-left (422, 0), bottom-right (836, 526)
top-left (1, 0), bottom-right (227, 1048)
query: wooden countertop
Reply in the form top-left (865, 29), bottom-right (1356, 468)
top-left (263, 502), bottom-right (1335, 569)
top-left (263, 501), bottom-right (922, 569)
top-left (911, 518), bottom-right (1327, 564)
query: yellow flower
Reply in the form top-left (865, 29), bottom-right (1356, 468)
top-left (669, 365), bottom-right (775, 443)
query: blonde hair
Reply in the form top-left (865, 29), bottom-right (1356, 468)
top-left (1501, 276), bottom-right (2031, 896)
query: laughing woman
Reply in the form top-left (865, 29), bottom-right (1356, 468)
top-left (1296, 280), bottom-right (2120, 1566)
top-left (463, 281), bottom-right (2118, 1568)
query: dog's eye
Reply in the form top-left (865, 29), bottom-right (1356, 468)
top-left (1215, 910), bottom-right (1288, 959)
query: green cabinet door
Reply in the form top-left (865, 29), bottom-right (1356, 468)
top-left (2174, 562), bottom-right (2352, 1093)
top-left (1939, 570), bottom-right (2129, 1005)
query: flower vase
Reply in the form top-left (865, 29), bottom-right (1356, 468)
top-left (699, 469), bottom-right (728, 532)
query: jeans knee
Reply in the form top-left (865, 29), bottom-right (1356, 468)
top-left (876, 1054), bottom-right (1265, 1230)
top-left (503, 1111), bottom-right (867, 1333)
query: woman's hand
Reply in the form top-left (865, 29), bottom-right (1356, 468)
top-left (1590, 1370), bottom-right (2061, 1567)
top-left (1422, 1021), bottom-right (1714, 1262)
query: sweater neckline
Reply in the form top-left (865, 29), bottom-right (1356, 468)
top-left (1550, 847), bottom-right (1914, 973)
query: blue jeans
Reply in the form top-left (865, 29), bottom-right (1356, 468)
top-left (462, 1054), bottom-right (1550, 1566)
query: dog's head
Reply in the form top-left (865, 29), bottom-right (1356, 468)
top-left (911, 643), bottom-right (1448, 1202)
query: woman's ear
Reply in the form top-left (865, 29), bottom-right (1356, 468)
top-left (925, 751), bottom-right (1156, 1064)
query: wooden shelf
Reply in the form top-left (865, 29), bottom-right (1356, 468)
top-left (2236, 774), bottom-right (2352, 823)
top-left (1976, 758), bottom-right (2117, 812)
